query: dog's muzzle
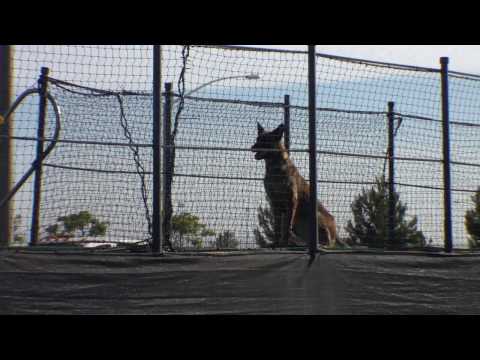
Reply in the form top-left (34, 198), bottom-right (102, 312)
top-left (254, 152), bottom-right (263, 160)
top-left (251, 145), bottom-right (263, 160)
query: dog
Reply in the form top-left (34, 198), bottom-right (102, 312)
top-left (251, 122), bottom-right (340, 249)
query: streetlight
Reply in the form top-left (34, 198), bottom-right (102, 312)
top-left (163, 72), bottom-right (260, 249)
top-left (182, 73), bottom-right (261, 99)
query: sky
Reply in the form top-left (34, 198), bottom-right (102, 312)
top-left (248, 45), bottom-right (480, 75)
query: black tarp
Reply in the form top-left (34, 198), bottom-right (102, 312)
top-left (1, 250), bottom-right (480, 314)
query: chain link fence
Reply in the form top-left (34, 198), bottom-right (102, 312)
top-left (2, 45), bottom-right (480, 252)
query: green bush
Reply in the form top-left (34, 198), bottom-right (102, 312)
top-left (215, 230), bottom-right (239, 249)
top-left (46, 211), bottom-right (108, 240)
top-left (346, 176), bottom-right (425, 249)
top-left (171, 212), bottom-right (215, 249)
top-left (465, 187), bottom-right (480, 249)
top-left (253, 203), bottom-right (276, 248)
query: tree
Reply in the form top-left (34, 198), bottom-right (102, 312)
top-left (253, 202), bottom-right (277, 248)
top-left (88, 218), bottom-right (108, 237)
top-left (171, 212), bottom-right (215, 249)
top-left (58, 211), bottom-right (93, 237)
top-left (46, 223), bottom-right (59, 237)
top-left (345, 176), bottom-right (425, 249)
top-left (215, 230), bottom-right (239, 249)
top-left (45, 211), bottom-right (109, 241)
top-left (465, 187), bottom-right (480, 249)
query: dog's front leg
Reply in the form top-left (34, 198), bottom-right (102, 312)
top-left (289, 186), bottom-right (298, 234)
top-left (287, 186), bottom-right (300, 246)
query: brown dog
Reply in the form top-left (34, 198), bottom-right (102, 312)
top-left (251, 122), bottom-right (339, 248)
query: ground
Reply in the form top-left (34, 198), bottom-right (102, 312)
top-left (1, 249), bottom-right (480, 314)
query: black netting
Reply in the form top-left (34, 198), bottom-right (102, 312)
top-left (4, 45), bottom-right (480, 251)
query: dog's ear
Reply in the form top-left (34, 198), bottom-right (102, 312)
top-left (271, 123), bottom-right (285, 139)
top-left (257, 122), bottom-right (265, 135)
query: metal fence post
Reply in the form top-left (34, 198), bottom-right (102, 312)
top-left (279, 94), bottom-right (291, 247)
top-left (152, 45), bottom-right (163, 254)
top-left (440, 57), bottom-right (453, 253)
top-left (163, 82), bottom-right (173, 250)
top-left (284, 94), bottom-right (290, 155)
top-left (30, 67), bottom-right (49, 246)
top-left (0, 45), bottom-right (13, 248)
top-left (387, 101), bottom-right (396, 249)
top-left (308, 46), bottom-right (318, 259)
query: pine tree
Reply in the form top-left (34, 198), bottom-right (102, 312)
top-left (346, 176), bottom-right (425, 249)
top-left (171, 212), bottom-right (215, 249)
top-left (45, 211), bottom-right (109, 241)
top-left (465, 187), bottom-right (480, 249)
top-left (254, 203), bottom-right (277, 248)
top-left (215, 231), bottom-right (239, 249)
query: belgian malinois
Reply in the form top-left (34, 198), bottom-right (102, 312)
top-left (251, 122), bottom-right (340, 249)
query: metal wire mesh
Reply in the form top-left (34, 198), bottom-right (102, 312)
top-left (39, 79), bottom-right (153, 245)
top-left (448, 72), bottom-right (480, 249)
top-left (6, 89), bottom-right (44, 246)
top-left (9, 46), bottom-right (153, 247)
top-left (170, 96), bottom-right (306, 249)
top-left (4, 45), bottom-right (480, 251)
top-left (163, 46), bottom-right (447, 249)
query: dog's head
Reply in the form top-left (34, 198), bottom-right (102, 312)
top-left (251, 123), bottom-right (285, 160)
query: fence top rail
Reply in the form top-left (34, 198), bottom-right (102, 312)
top-left (197, 45), bottom-right (480, 78)
top-left (194, 45), bottom-right (442, 74)
top-left (37, 47), bottom-right (480, 86)
top-left (449, 70), bottom-right (480, 81)
top-left (48, 77), bottom-right (151, 97)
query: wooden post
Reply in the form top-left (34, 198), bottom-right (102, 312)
top-left (0, 45), bottom-right (13, 248)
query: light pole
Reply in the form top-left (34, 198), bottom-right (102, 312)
top-left (177, 73), bottom-right (260, 101)
top-left (163, 73), bottom-right (260, 251)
